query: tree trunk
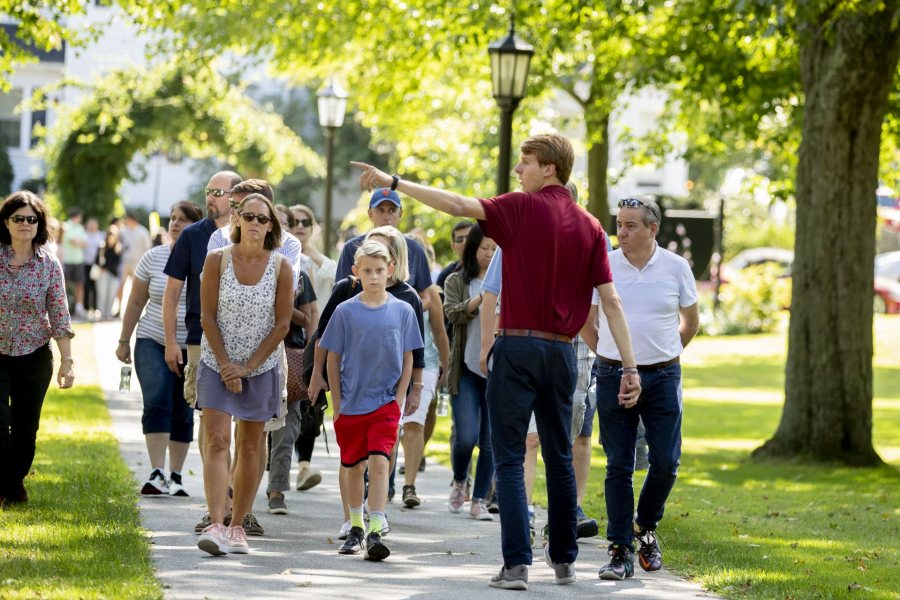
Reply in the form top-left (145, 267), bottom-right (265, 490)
top-left (753, 8), bottom-right (900, 465)
top-left (586, 111), bottom-right (611, 233)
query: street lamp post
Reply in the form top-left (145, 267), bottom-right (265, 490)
top-left (316, 80), bottom-right (349, 255)
top-left (488, 15), bottom-right (534, 195)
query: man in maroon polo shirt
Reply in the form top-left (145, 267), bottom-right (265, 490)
top-left (352, 133), bottom-right (640, 590)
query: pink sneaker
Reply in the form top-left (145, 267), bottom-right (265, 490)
top-left (197, 523), bottom-right (228, 556)
top-left (223, 525), bottom-right (250, 554)
top-left (469, 498), bottom-right (494, 521)
top-left (448, 480), bottom-right (466, 513)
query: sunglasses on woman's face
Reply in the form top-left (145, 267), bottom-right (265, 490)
top-left (9, 215), bottom-right (39, 225)
top-left (299, 218), bottom-right (313, 228)
top-left (239, 212), bottom-right (272, 225)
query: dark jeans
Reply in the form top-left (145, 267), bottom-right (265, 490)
top-left (450, 364), bottom-right (493, 500)
top-left (83, 264), bottom-right (97, 311)
top-left (596, 361), bottom-right (682, 548)
top-left (486, 336), bottom-right (577, 568)
top-left (134, 338), bottom-right (193, 442)
top-left (0, 344), bottom-right (53, 495)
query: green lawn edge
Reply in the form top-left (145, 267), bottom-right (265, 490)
top-left (0, 384), bottom-right (161, 600)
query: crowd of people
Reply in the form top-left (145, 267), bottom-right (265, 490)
top-left (0, 131), bottom-right (700, 591)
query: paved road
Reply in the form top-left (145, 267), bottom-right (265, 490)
top-left (90, 321), bottom-right (718, 599)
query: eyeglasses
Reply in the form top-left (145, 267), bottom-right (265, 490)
top-left (618, 198), bottom-right (660, 219)
top-left (239, 212), bottom-right (272, 225)
top-left (205, 187), bottom-right (229, 198)
top-left (453, 236), bottom-right (468, 244)
top-left (9, 215), bottom-right (40, 225)
top-left (299, 218), bottom-right (313, 228)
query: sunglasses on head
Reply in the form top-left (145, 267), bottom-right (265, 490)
top-left (618, 198), bottom-right (660, 219)
top-left (205, 187), bottom-right (229, 198)
top-left (299, 218), bottom-right (313, 228)
top-left (239, 212), bottom-right (272, 225)
top-left (9, 215), bottom-right (39, 225)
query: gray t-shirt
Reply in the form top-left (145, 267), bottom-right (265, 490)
top-left (319, 294), bottom-right (424, 415)
top-left (464, 277), bottom-right (485, 377)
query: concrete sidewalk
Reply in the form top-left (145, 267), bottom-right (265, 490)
top-left (90, 322), bottom-right (718, 599)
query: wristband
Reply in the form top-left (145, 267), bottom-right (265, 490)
top-left (61, 356), bottom-right (74, 363)
top-left (390, 174), bottom-right (400, 191)
top-left (622, 367), bottom-right (639, 374)
top-left (118, 339), bottom-right (129, 344)
top-left (411, 382), bottom-right (424, 388)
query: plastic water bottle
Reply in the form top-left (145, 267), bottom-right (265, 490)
top-left (119, 366), bottom-right (132, 392)
top-left (436, 386), bottom-right (450, 417)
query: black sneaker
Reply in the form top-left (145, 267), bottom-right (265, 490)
top-left (634, 526), bottom-right (663, 571)
top-left (487, 491), bottom-right (499, 514)
top-left (576, 505), bottom-right (599, 539)
top-left (598, 544), bottom-right (635, 580)
top-left (364, 530), bottom-right (390, 561)
top-left (168, 471), bottom-right (189, 497)
top-left (141, 468), bottom-right (169, 496)
top-left (402, 485), bottom-right (421, 508)
top-left (338, 526), bottom-right (365, 554)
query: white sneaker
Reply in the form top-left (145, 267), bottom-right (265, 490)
top-left (140, 469), bottom-right (169, 496)
top-left (197, 523), bottom-right (228, 556)
top-left (337, 520), bottom-right (352, 540)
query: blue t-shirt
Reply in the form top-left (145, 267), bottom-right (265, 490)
top-left (319, 295), bottom-right (424, 415)
top-left (336, 234), bottom-right (433, 293)
top-left (163, 218), bottom-right (218, 345)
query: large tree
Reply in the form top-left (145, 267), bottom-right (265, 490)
top-left (753, 2), bottom-right (900, 465)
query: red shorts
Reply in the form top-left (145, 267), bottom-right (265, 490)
top-left (334, 401), bottom-right (401, 467)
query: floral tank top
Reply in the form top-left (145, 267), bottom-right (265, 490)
top-left (200, 250), bottom-right (280, 376)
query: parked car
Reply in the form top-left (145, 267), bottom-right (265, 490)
top-left (874, 251), bottom-right (900, 314)
top-left (719, 247), bottom-right (794, 284)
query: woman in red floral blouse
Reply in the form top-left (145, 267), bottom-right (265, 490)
top-left (0, 191), bottom-right (75, 507)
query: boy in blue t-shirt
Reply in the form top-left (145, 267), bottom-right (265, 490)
top-left (319, 240), bottom-right (423, 561)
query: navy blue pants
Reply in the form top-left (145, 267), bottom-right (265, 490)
top-left (596, 360), bottom-right (682, 548)
top-left (486, 336), bottom-right (578, 568)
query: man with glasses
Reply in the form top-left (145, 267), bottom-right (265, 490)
top-left (351, 133), bottom-right (641, 590)
top-left (163, 170), bottom-right (242, 532)
top-left (436, 221), bottom-right (474, 289)
top-left (580, 196), bottom-right (699, 580)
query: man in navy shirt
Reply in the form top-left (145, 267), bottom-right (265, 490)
top-left (162, 169), bottom-right (242, 532)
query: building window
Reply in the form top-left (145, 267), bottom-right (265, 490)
top-left (0, 89), bottom-right (23, 148)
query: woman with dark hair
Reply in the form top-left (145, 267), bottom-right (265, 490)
top-left (0, 191), bottom-right (75, 506)
top-left (443, 223), bottom-right (497, 520)
top-left (195, 193), bottom-right (293, 555)
top-left (116, 201), bottom-right (203, 497)
top-left (95, 223), bottom-right (123, 321)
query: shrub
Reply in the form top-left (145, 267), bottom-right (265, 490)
top-left (701, 263), bottom-right (790, 335)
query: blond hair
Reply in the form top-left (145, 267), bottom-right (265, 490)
top-left (354, 239), bottom-right (391, 265)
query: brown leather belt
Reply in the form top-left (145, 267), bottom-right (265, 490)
top-left (496, 328), bottom-right (573, 343)
top-left (598, 355), bottom-right (680, 370)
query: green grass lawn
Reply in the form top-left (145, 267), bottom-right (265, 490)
top-left (0, 382), bottom-right (160, 599)
top-left (426, 314), bottom-right (900, 600)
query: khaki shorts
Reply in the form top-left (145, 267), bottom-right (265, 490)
top-left (184, 344), bottom-right (201, 407)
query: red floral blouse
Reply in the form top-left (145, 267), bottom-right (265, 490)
top-left (0, 245), bottom-right (74, 356)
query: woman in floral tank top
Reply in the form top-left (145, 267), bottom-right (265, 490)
top-left (195, 194), bottom-right (293, 556)
top-left (0, 191), bottom-right (75, 507)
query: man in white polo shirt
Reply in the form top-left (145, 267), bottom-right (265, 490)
top-left (581, 196), bottom-right (699, 581)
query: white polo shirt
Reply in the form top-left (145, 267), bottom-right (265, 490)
top-left (592, 245), bottom-right (697, 364)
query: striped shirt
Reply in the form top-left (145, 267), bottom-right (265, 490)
top-left (134, 245), bottom-right (188, 347)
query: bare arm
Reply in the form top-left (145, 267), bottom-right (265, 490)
top-left (428, 294), bottom-right (451, 386)
top-left (578, 303), bottom-right (600, 353)
top-left (116, 277), bottom-right (150, 364)
top-left (679, 303), bottom-right (700, 349)
top-left (326, 351), bottom-right (342, 418)
top-left (54, 335), bottom-right (74, 389)
top-left (305, 300), bottom-right (319, 340)
top-left (162, 276), bottom-right (185, 374)
top-left (597, 282), bottom-right (642, 407)
top-left (292, 300), bottom-right (312, 328)
top-left (479, 291), bottom-right (498, 374)
top-left (398, 352), bottom-right (414, 416)
top-left (351, 161), bottom-right (486, 220)
top-left (308, 339), bottom-right (329, 403)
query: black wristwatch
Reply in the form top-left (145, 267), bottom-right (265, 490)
top-left (390, 174), bottom-right (401, 191)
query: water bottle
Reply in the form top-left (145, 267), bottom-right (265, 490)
top-left (119, 366), bottom-right (132, 392)
top-left (436, 386), bottom-right (450, 417)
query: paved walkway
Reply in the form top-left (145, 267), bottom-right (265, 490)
top-left (88, 321), bottom-right (718, 599)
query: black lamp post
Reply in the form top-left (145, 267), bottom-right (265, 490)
top-left (488, 15), bottom-right (534, 195)
top-left (316, 80), bottom-right (349, 255)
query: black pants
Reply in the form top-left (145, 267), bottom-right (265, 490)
top-left (83, 264), bottom-right (97, 311)
top-left (0, 344), bottom-right (53, 496)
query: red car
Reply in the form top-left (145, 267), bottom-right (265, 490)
top-left (874, 251), bottom-right (900, 314)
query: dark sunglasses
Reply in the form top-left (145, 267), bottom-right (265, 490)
top-left (205, 187), bottom-right (229, 198)
top-left (9, 215), bottom-right (40, 225)
top-left (299, 218), bottom-right (313, 228)
top-left (239, 212), bottom-right (272, 225)
top-left (618, 198), bottom-right (660, 219)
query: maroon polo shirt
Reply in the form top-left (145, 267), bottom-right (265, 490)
top-left (478, 184), bottom-right (612, 338)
